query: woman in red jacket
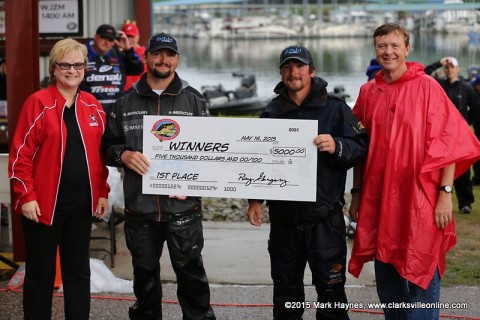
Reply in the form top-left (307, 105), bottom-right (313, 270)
top-left (9, 38), bottom-right (110, 320)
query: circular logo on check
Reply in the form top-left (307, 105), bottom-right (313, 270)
top-left (151, 118), bottom-right (180, 141)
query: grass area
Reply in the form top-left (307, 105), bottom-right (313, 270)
top-left (443, 184), bottom-right (480, 286)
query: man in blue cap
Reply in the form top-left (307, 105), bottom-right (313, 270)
top-left (103, 33), bottom-right (215, 320)
top-left (81, 24), bottom-right (144, 115)
top-left (247, 45), bottom-right (368, 320)
top-left (366, 58), bottom-right (382, 81)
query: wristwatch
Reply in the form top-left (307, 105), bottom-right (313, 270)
top-left (439, 185), bottom-right (453, 193)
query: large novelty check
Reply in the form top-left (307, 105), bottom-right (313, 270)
top-left (142, 116), bottom-right (318, 201)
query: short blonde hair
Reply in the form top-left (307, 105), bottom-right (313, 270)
top-left (49, 38), bottom-right (87, 84)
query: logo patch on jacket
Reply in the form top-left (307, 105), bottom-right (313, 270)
top-left (351, 120), bottom-right (365, 134)
top-left (89, 114), bottom-right (99, 127)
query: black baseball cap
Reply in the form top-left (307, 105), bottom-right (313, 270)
top-left (96, 24), bottom-right (116, 40)
top-left (146, 33), bottom-right (178, 54)
top-left (279, 45), bottom-right (313, 67)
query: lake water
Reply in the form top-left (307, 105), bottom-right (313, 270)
top-left (174, 34), bottom-right (480, 104)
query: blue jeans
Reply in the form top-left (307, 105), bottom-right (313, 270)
top-left (374, 260), bottom-right (441, 320)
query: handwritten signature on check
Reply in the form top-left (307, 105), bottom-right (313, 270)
top-left (238, 172), bottom-right (289, 187)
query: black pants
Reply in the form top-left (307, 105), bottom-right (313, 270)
top-left (472, 124), bottom-right (480, 182)
top-left (473, 163), bottom-right (480, 183)
top-left (454, 168), bottom-right (474, 208)
top-left (268, 212), bottom-right (349, 320)
top-left (124, 212), bottom-right (215, 320)
top-left (22, 190), bottom-right (92, 320)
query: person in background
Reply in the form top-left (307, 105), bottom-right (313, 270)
top-left (349, 23), bottom-right (480, 320)
top-left (0, 62), bottom-right (6, 222)
top-left (470, 74), bottom-right (480, 185)
top-left (81, 24), bottom-right (144, 115)
top-left (8, 38), bottom-right (110, 320)
top-left (0, 57), bottom-right (6, 100)
top-left (40, 76), bottom-right (50, 89)
top-left (471, 74), bottom-right (480, 95)
top-left (424, 56), bottom-right (480, 213)
top-left (122, 21), bottom-right (147, 91)
top-left (247, 45), bottom-right (369, 320)
top-left (0, 57), bottom-right (8, 154)
top-left (366, 58), bottom-right (382, 81)
top-left (102, 33), bottom-right (216, 320)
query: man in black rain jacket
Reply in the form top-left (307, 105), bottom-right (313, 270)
top-left (247, 45), bottom-right (369, 320)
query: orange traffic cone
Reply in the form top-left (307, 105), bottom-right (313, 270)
top-left (54, 247), bottom-right (62, 289)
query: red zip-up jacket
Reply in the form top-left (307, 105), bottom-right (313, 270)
top-left (9, 85), bottom-right (110, 226)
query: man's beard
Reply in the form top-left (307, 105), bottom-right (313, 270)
top-left (286, 78), bottom-right (304, 92)
top-left (149, 64), bottom-right (172, 79)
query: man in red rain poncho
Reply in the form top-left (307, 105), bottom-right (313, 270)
top-left (348, 23), bottom-right (480, 320)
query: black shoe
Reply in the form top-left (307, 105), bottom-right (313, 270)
top-left (128, 302), bottom-right (161, 320)
top-left (460, 205), bottom-right (472, 214)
